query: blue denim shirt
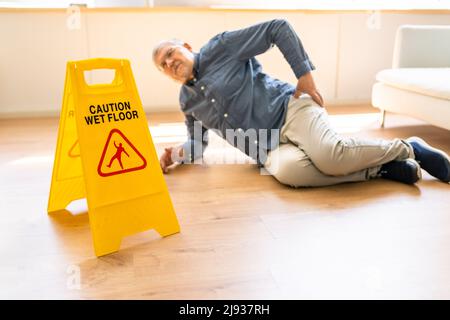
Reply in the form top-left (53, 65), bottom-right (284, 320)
top-left (179, 19), bottom-right (315, 165)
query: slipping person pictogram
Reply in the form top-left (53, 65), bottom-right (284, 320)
top-left (107, 141), bottom-right (129, 170)
top-left (97, 128), bottom-right (147, 177)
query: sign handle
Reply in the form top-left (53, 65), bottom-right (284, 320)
top-left (73, 58), bottom-right (128, 94)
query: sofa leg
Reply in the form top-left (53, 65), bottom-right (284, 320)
top-left (380, 109), bottom-right (386, 128)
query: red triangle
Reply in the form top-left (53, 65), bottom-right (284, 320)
top-left (97, 128), bottom-right (147, 177)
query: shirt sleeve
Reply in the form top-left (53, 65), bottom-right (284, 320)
top-left (180, 113), bottom-right (209, 163)
top-left (221, 19), bottom-right (315, 79)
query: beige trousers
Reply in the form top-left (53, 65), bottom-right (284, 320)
top-left (264, 95), bottom-right (414, 187)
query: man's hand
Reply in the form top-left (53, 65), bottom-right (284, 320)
top-left (160, 146), bottom-right (184, 173)
top-left (294, 72), bottom-right (324, 107)
top-left (160, 147), bottom-right (174, 173)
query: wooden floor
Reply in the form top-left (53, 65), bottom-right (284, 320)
top-left (1, 105), bottom-right (449, 299)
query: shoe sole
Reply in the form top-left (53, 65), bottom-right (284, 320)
top-left (407, 136), bottom-right (450, 183)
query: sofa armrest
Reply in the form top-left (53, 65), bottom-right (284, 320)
top-left (393, 25), bottom-right (450, 68)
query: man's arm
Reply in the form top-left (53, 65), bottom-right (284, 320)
top-left (180, 114), bottom-right (209, 163)
top-left (222, 19), bottom-right (315, 79)
top-left (221, 19), bottom-right (324, 106)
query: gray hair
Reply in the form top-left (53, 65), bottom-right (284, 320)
top-left (152, 39), bottom-right (185, 66)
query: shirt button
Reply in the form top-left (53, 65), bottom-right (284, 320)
top-left (193, 78), bottom-right (197, 82)
top-left (254, 140), bottom-right (258, 144)
top-left (201, 86), bottom-right (205, 90)
top-left (211, 98), bottom-right (215, 103)
top-left (224, 113), bottom-right (228, 118)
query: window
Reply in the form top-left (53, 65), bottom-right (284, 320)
top-left (1, 0), bottom-right (449, 9)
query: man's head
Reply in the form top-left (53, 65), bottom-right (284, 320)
top-left (152, 39), bottom-right (195, 84)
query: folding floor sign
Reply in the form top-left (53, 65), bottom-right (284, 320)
top-left (48, 58), bottom-right (180, 256)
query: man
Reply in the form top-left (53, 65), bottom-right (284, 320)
top-left (153, 19), bottom-right (450, 187)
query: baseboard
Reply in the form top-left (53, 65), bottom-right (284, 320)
top-left (0, 110), bottom-right (60, 119)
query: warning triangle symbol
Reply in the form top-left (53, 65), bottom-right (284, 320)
top-left (97, 128), bottom-right (147, 177)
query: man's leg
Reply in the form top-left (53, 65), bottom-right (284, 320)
top-left (280, 95), bottom-right (415, 176)
top-left (264, 143), bottom-right (379, 187)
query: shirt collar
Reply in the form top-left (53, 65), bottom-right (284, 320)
top-left (185, 52), bottom-right (200, 87)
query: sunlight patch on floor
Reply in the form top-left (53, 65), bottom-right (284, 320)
top-left (9, 155), bottom-right (54, 166)
top-left (149, 123), bottom-right (186, 144)
top-left (4, 113), bottom-right (383, 167)
top-left (148, 113), bottom-right (381, 147)
top-left (329, 113), bottom-right (380, 133)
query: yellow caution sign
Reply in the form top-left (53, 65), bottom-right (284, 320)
top-left (48, 58), bottom-right (180, 256)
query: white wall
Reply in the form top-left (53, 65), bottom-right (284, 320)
top-left (0, 9), bottom-right (449, 117)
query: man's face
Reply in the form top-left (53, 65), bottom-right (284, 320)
top-left (154, 43), bottom-right (195, 84)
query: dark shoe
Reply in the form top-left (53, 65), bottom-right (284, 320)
top-left (379, 159), bottom-right (421, 184)
top-left (407, 136), bottom-right (450, 183)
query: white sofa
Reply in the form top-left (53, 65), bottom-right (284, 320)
top-left (372, 25), bottom-right (450, 130)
